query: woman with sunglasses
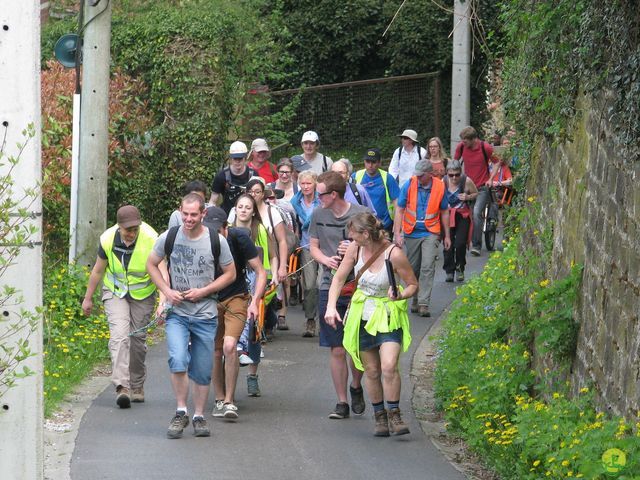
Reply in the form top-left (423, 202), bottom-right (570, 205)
top-left (268, 158), bottom-right (298, 202)
top-left (442, 160), bottom-right (478, 282)
top-left (426, 137), bottom-right (450, 180)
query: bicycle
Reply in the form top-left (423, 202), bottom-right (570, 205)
top-left (481, 185), bottom-right (514, 251)
top-left (481, 188), bottom-right (498, 251)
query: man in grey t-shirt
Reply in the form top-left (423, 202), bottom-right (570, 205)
top-left (147, 193), bottom-right (235, 439)
top-left (309, 171), bottom-right (368, 420)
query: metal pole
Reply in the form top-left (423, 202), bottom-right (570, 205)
top-left (74, 0), bottom-right (111, 267)
top-left (0, 1), bottom-right (44, 478)
top-left (450, 0), bottom-right (471, 155)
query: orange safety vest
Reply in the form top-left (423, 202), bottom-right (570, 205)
top-left (402, 176), bottom-right (445, 235)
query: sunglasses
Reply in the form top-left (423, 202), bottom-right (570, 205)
top-left (318, 190), bottom-right (334, 197)
top-left (448, 173), bottom-right (461, 178)
top-left (278, 170), bottom-right (292, 175)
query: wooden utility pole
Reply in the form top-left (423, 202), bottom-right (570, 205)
top-left (73, 0), bottom-right (111, 267)
top-left (450, 0), bottom-right (471, 155)
top-left (0, 2), bottom-right (44, 478)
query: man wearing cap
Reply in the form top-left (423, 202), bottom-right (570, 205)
top-left (352, 148), bottom-right (400, 238)
top-left (388, 129), bottom-right (427, 188)
top-left (453, 126), bottom-right (499, 255)
top-left (393, 160), bottom-right (451, 317)
top-left (300, 130), bottom-right (333, 175)
top-left (82, 205), bottom-right (160, 408)
top-left (210, 141), bottom-right (256, 214)
top-left (146, 193), bottom-right (236, 439)
top-left (204, 206), bottom-right (267, 421)
top-left (248, 138), bottom-right (278, 183)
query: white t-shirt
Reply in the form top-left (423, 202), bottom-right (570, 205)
top-left (388, 145), bottom-right (426, 188)
top-left (227, 204), bottom-right (284, 235)
top-left (302, 152), bottom-right (333, 175)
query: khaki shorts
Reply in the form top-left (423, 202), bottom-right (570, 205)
top-left (214, 293), bottom-right (250, 350)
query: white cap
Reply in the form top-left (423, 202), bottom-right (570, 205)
top-left (229, 141), bottom-right (248, 158)
top-left (251, 138), bottom-right (270, 152)
top-left (301, 130), bottom-right (319, 143)
top-left (398, 129), bottom-right (418, 143)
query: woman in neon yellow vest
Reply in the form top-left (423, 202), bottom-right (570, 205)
top-left (82, 205), bottom-right (160, 409)
top-left (324, 212), bottom-right (417, 437)
top-left (231, 194), bottom-right (278, 397)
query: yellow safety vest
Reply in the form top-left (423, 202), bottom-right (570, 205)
top-left (355, 169), bottom-right (394, 220)
top-left (100, 222), bottom-right (158, 299)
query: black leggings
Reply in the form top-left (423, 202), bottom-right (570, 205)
top-left (443, 213), bottom-right (471, 274)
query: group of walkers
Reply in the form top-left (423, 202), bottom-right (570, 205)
top-left (82, 125), bottom-right (513, 439)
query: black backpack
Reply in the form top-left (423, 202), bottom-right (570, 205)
top-left (164, 226), bottom-right (221, 288)
top-left (457, 141), bottom-right (489, 166)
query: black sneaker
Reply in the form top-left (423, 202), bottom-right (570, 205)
top-left (193, 415), bottom-right (211, 437)
top-left (328, 402), bottom-right (350, 419)
top-left (167, 411), bottom-right (189, 439)
top-left (445, 272), bottom-right (454, 282)
top-left (350, 386), bottom-right (365, 415)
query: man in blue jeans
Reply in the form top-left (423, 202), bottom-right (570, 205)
top-left (147, 193), bottom-right (236, 439)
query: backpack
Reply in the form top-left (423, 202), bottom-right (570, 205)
top-left (394, 145), bottom-right (424, 164)
top-left (224, 166), bottom-right (256, 199)
top-left (266, 204), bottom-right (299, 257)
top-left (164, 225), bottom-right (221, 288)
top-left (457, 141), bottom-right (489, 166)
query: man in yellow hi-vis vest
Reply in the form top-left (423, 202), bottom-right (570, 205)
top-left (82, 205), bottom-right (160, 408)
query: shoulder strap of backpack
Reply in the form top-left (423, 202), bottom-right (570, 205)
top-left (322, 154), bottom-right (327, 172)
top-left (164, 226), bottom-right (180, 288)
top-left (480, 141), bottom-right (488, 165)
top-left (224, 167), bottom-right (231, 185)
top-left (207, 226), bottom-right (221, 277)
top-left (349, 182), bottom-right (363, 205)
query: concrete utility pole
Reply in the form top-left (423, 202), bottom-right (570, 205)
top-left (450, 0), bottom-right (471, 155)
top-left (73, 0), bottom-right (111, 267)
top-left (0, 2), bottom-right (44, 478)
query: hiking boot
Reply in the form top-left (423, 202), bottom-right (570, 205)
top-left (328, 402), bottom-right (350, 419)
top-left (388, 408), bottom-right (410, 436)
top-left (302, 319), bottom-right (316, 337)
top-left (276, 315), bottom-right (289, 331)
top-left (418, 305), bottom-right (431, 318)
top-left (192, 416), bottom-right (210, 437)
top-left (247, 374), bottom-right (261, 397)
top-left (350, 386), bottom-right (365, 416)
top-left (222, 403), bottom-right (239, 420)
top-left (264, 328), bottom-right (274, 341)
top-left (166, 411), bottom-right (189, 439)
top-left (131, 387), bottom-right (144, 403)
top-left (410, 298), bottom-right (419, 313)
top-left (374, 410), bottom-right (390, 437)
top-left (211, 399), bottom-right (225, 418)
top-left (456, 269), bottom-right (465, 282)
top-left (116, 386), bottom-right (131, 409)
top-left (470, 247), bottom-right (481, 257)
top-left (445, 272), bottom-right (455, 283)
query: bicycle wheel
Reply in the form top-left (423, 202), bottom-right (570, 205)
top-left (485, 223), bottom-right (496, 251)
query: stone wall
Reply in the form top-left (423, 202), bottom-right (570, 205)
top-left (527, 93), bottom-right (640, 417)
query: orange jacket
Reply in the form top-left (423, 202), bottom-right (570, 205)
top-left (402, 176), bottom-right (445, 235)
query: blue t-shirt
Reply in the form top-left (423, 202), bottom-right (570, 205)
top-left (352, 171), bottom-right (399, 228)
top-left (397, 180), bottom-right (448, 238)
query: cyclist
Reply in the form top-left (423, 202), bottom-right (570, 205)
top-left (453, 126), bottom-right (501, 256)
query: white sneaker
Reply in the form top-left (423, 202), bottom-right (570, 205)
top-left (260, 349), bottom-right (265, 358)
top-left (238, 353), bottom-right (254, 366)
top-left (211, 399), bottom-right (225, 418)
top-left (222, 403), bottom-right (239, 420)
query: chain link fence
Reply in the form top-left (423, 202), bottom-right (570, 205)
top-left (260, 72), bottom-right (446, 164)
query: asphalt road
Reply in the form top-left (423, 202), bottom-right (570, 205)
top-left (70, 250), bottom-right (491, 480)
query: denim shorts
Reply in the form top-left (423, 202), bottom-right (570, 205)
top-left (166, 313), bottom-right (217, 385)
top-left (317, 289), bottom-right (351, 348)
top-left (359, 323), bottom-right (403, 351)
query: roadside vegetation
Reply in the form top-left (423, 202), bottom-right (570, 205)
top-left (434, 202), bottom-right (640, 478)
